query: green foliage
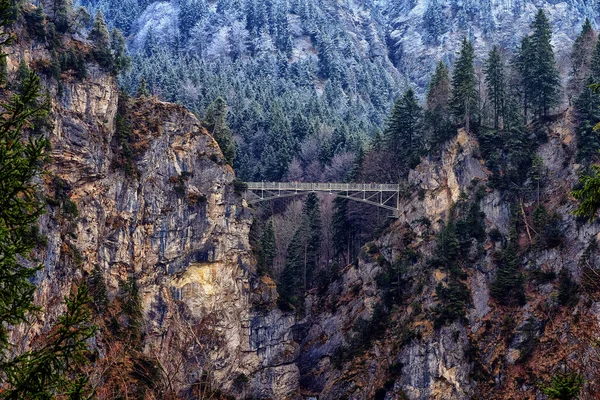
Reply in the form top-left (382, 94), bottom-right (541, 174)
top-left (384, 88), bottom-right (423, 173)
top-left (257, 220), bottom-right (275, 276)
top-left (532, 205), bottom-right (563, 249)
top-left (118, 277), bottom-right (143, 335)
top-left (540, 371), bottom-right (584, 400)
top-left (0, 67), bottom-right (49, 349)
top-left (484, 45), bottom-right (506, 129)
top-left (491, 242), bottom-right (526, 306)
top-left (434, 281), bottom-right (470, 328)
top-left (516, 9), bottom-right (560, 119)
top-left (278, 193), bottom-right (322, 310)
top-left (572, 164), bottom-right (600, 220)
top-left (23, 6), bottom-right (46, 40)
top-left (135, 77), bottom-right (149, 97)
top-left (115, 95), bottom-right (135, 176)
top-left (204, 97), bottom-right (236, 166)
top-left (0, 286), bottom-right (96, 399)
top-left (88, 265), bottom-right (108, 313)
top-left (88, 11), bottom-right (130, 74)
top-left (232, 178), bottom-right (248, 194)
top-left (451, 38), bottom-right (478, 130)
top-left (574, 75), bottom-right (600, 164)
top-left (425, 62), bottom-right (454, 146)
top-left (88, 10), bottom-right (112, 68)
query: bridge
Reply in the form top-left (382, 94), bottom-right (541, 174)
top-left (243, 182), bottom-right (401, 217)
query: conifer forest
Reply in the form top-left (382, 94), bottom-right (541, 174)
top-left (3, 0), bottom-right (600, 398)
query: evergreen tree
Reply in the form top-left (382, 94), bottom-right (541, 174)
top-left (2, 286), bottom-right (96, 398)
top-left (514, 35), bottom-right (536, 120)
top-left (88, 10), bottom-right (112, 69)
top-left (491, 241), bottom-right (525, 306)
top-left (384, 88), bottom-right (423, 172)
top-left (277, 193), bottom-right (322, 309)
top-left (0, 0), bottom-right (95, 391)
top-left (572, 165), bottom-right (600, 220)
top-left (111, 28), bottom-right (131, 73)
top-left (484, 45), bottom-right (506, 129)
top-left (0, 70), bottom-right (48, 351)
top-left (426, 61), bottom-right (453, 145)
top-left (332, 197), bottom-right (352, 265)
top-left (423, 0), bottom-right (446, 44)
top-left (574, 76), bottom-right (600, 163)
top-left (570, 18), bottom-right (596, 94)
top-left (302, 192), bottom-right (321, 289)
top-left (278, 226), bottom-right (305, 310)
top-left (204, 97), bottom-right (237, 166)
top-left (518, 9), bottom-right (560, 119)
top-left (52, 0), bottom-right (74, 33)
top-left (450, 37), bottom-right (478, 131)
top-left (591, 35), bottom-right (600, 80)
top-left (136, 77), bottom-right (150, 97)
top-left (257, 220), bottom-right (275, 276)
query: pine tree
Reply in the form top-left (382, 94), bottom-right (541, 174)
top-left (0, 70), bottom-right (48, 351)
top-left (484, 45), bottom-right (506, 129)
top-left (2, 286), bottom-right (96, 398)
top-left (278, 193), bottom-right (322, 309)
top-left (591, 36), bottom-right (600, 80)
top-left (451, 37), bottom-right (478, 131)
top-left (332, 197), bottom-right (353, 265)
top-left (136, 77), bottom-right (150, 97)
top-left (88, 10), bottom-right (112, 69)
top-left (528, 9), bottom-right (561, 118)
top-left (302, 192), bottom-right (321, 289)
top-left (491, 242), bottom-right (525, 306)
top-left (574, 76), bottom-right (600, 163)
top-left (426, 61), bottom-right (453, 145)
top-left (111, 28), bottom-right (131, 73)
top-left (514, 35), bottom-right (536, 120)
top-left (204, 97), bottom-right (237, 166)
top-left (570, 18), bottom-right (596, 94)
top-left (52, 0), bottom-right (74, 33)
top-left (384, 88), bottom-right (423, 171)
top-left (257, 220), bottom-right (275, 276)
top-left (423, 0), bottom-right (446, 44)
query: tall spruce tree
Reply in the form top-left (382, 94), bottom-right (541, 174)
top-left (570, 18), bottom-right (596, 94)
top-left (257, 220), bottom-right (275, 276)
top-left (302, 192), bottom-right (321, 289)
top-left (484, 45), bottom-right (506, 129)
top-left (384, 88), bottom-right (423, 171)
top-left (426, 61), bottom-right (453, 145)
top-left (0, 0), bottom-right (94, 393)
top-left (525, 9), bottom-right (561, 118)
top-left (88, 10), bottom-right (112, 69)
top-left (111, 28), bottom-right (131, 74)
top-left (204, 97), bottom-right (237, 166)
top-left (332, 197), bottom-right (353, 266)
top-left (450, 37), bottom-right (478, 131)
top-left (574, 76), bottom-right (600, 163)
top-left (277, 193), bottom-right (322, 309)
top-left (514, 35), bottom-right (536, 120)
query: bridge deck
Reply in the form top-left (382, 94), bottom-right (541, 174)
top-left (245, 182), bottom-right (399, 192)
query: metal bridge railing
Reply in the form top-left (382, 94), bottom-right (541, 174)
top-left (245, 182), bottom-right (400, 192)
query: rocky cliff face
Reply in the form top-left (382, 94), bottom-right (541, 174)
top-left (5, 22), bottom-right (301, 398)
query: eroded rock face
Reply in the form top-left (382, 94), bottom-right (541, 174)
top-left (6, 40), bottom-right (300, 398)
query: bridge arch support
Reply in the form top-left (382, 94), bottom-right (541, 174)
top-left (243, 182), bottom-right (400, 217)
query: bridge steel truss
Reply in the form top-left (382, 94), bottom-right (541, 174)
top-left (243, 182), bottom-right (401, 217)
